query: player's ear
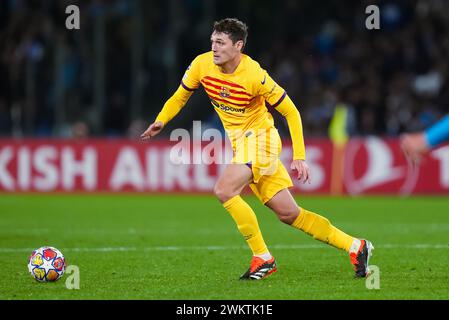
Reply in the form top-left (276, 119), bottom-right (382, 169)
top-left (235, 40), bottom-right (244, 52)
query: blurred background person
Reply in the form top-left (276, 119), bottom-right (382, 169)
top-left (400, 113), bottom-right (449, 165)
top-left (0, 0), bottom-right (448, 140)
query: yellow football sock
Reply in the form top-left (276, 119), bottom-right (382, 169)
top-left (292, 208), bottom-right (354, 252)
top-left (223, 195), bottom-right (269, 255)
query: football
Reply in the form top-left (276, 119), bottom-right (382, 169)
top-left (28, 246), bottom-right (66, 282)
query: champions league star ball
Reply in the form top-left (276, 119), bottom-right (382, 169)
top-left (28, 246), bottom-right (66, 282)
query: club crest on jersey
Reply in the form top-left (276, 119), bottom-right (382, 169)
top-left (219, 86), bottom-right (231, 98)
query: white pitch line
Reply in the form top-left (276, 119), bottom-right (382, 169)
top-left (0, 243), bottom-right (447, 253)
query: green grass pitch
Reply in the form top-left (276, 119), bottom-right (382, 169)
top-left (0, 194), bottom-right (448, 300)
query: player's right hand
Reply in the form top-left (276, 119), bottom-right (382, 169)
top-left (141, 121), bottom-right (164, 140)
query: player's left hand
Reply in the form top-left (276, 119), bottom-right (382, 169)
top-left (290, 159), bottom-right (311, 184)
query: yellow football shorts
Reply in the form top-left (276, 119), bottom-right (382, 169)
top-left (248, 159), bottom-right (293, 204)
top-left (231, 128), bottom-right (294, 204)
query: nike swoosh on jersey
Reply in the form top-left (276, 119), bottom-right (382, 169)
top-left (261, 75), bottom-right (266, 85)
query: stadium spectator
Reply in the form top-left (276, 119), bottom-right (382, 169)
top-left (0, 0), bottom-right (448, 138)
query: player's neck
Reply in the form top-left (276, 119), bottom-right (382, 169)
top-left (219, 54), bottom-right (242, 74)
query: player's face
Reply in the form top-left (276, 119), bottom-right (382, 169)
top-left (211, 32), bottom-right (243, 66)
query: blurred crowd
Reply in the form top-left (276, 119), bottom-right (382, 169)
top-left (0, 0), bottom-right (448, 138)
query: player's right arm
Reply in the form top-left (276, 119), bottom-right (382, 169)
top-left (141, 58), bottom-right (201, 140)
top-left (140, 86), bottom-right (194, 140)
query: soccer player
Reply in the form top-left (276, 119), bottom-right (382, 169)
top-left (400, 114), bottom-right (449, 165)
top-left (141, 18), bottom-right (373, 280)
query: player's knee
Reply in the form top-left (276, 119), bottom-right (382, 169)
top-left (214, 183), bottom-right (234, 203)
top-left (277, 207), bottom-right (299, 225)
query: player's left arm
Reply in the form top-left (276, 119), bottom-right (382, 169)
top-left (275, 96), bottom-right (310, 184)
top-left (257, 70), bottom-right (309, 183)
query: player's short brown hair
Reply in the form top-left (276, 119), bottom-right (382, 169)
top-left (213, 18), bottom-right (248, 50)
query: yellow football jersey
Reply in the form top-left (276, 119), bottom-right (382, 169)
top-left (181, 51), bottom-right (286, 136)
top-left (155, 51), bottom-right (306, 162)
